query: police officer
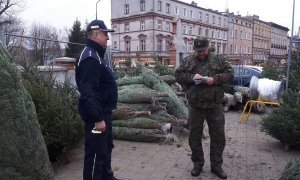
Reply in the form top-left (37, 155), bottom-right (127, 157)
top-left (75, 19), bottom-right (118, 180)
top-left (175, 37), bottom-right (233, 179)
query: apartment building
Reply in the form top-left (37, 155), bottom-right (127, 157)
top-left (269, 22), bottom-right (289, 66)
top-left (226, 13), bottom-right (253, 65)
top-left (244, 15), bottom-right (271, 66)
top-left (111, 0), bottom-right (228, 67)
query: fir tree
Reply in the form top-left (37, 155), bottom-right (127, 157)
top-left (65, 19), bottom-right (85, 58)
top-left (262, 59), bottom-right (280, 80)
top-left (288, 52), bottom-right (300, 90)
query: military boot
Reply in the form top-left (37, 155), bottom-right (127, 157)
top-left (211, 167), bottom-right (227, 179)
top-left (191, 166), bottom-right (202, 177)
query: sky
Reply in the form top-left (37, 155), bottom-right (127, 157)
top-left (21, 0), bottom-right (300, 36)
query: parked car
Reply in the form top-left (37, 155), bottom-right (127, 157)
top-left (231, 65), bottom-right (262, 87)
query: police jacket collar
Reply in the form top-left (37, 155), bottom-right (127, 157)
top-left (86, 39), bottom-right (106, 58)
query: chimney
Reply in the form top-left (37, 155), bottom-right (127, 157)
top-left (191, 1), bottom-right (197, 6)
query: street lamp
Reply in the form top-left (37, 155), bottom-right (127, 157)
top-left (96, 0), bottom-right (101, 20)
top-left (286, 0), bottom-right (295, 91)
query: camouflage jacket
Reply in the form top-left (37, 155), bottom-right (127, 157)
top-left (175, 53), bottom-right (233, 108)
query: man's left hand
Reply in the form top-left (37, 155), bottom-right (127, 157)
top-left (204, 77), bottom-right (214, 85)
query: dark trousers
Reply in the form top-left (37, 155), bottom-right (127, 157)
top-left (83, 111), bottom-right (114, 180)
top-left (188, 105), bottom-right (225, 170)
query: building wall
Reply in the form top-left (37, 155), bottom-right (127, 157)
top-left (111, 0), bottom-right (228, 67)
top-left (227, 13), bottom-right (253, 65)
top-left (111, 0), bottom-right (289, 67)
top-left (246, 15), bottom-right (272, 65)
top-left (270, 23), bottom-right (289, 65)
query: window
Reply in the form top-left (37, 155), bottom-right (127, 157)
top-left (166, 3), bottom-right (170, 13)
top-left (157, 20), bottom-right (162, 30)
top-left (190, 10), bottom-right (193, 18)
top-left (218, 17), bottom-right (221, 25)
top-left (113, 41), bottom-right (117, 49)
top-left (188, 41), bottom-right (193, 52)
top-left (235, 30), bottom-right (237, 39)
top-left (140, 40), bottom-right (146, 51)
top-left (166, 22), bottom-right (170, 32)
top-left (230, 30), bottom-right (234, 37)
top-left (125, 23), bottom-right (130, 32)
top-left (198, 27), bottom-right (202, 36)
top-left (199, 12), bottom-right (202, 20)
top-left (240, 31), bottom-right (243, 39)
top-left (211, 42), bottom-right (215, 49)
top-left (158, 1), bottom-right (162, 11)
top-left (125, 40), bottom-right (131, 52)
top-left (124, 4), bottom-right (129, 14)
top-left (223, 32), bottom-right (227, 40)
top-left (140, 0), bottom-right (145, 11)
top-left (217, 31), bottom-right (220, 39)
top-left (205, 29), bottom-right (209, 37)
top-left (230, 45), bottom-right (233, 54)
top-left (205, 14), bottom-right (209, 22)
top-left (175, 5), bottom-right (179, 15)
top-left (211, 30), bottom-right (214, 38)
top-left (182, 25), bottom-right (187, 34)
top-left (166, 41), bottom-right (171, 52)
top-left (140, 21), bottom-right (145, 30)
top-left (234, 45), bottom-right (237, 53)
top-left (188, 26), bottom-right (193, 35)
top-left (223, 44), bottom-right (226, 54)
top-left (223, 18), bottom-right (227, 26)
top-left (113, 25), bottom-right (118, 32)
top-left (183, 8), bottom-right (187, 17)
top-left (212, 15), bottom-right (215, 24)
top-left (157, 39), bottom-right (162, 52)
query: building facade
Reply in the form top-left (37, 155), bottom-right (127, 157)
top-left (111, 0), bottom-right (228, 66)
top-left (244, 15), bottom-right (272, 66)
top-left (269, 22), bottom-right (289, 66)
top-left (226, 13), bottom-right (253, 65)
top-left (110, 0), bottom-right (290, 67)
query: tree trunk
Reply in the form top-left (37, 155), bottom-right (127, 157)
top-left (116, 76), bottom-right (143, 86)
top-left (0, 44), bottom-right (54, 179)
top-left (112, 127), bottom-right (166, 142)
top-left (112, 117), bottom-right (163, 129)
top-left (117, 75), bottom-right (176, 86)
top-left (149, 113), bottom-right (187, 125)
top-left (137, 62), bottom-right (188, 118)
top-left (112, 106), bottom-right (151, 120)
top-left (159, 75), bottom-right (176, 85)
top-left (118, 87), bottom-right (169, 103)
top-left (117, 102), bottom-right (153, 111)
top-left (118, 83), bottom-right (149, 90)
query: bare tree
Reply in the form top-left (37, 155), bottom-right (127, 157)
top-left (3, 16), bottom-right (27, 62)
top-left (27, 23), bottom-right (62, 65)
top-left (0, 0), bottom-right (25, 26)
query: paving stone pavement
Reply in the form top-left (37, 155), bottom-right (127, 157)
top-left (55, 111), bottom-right (300, 180)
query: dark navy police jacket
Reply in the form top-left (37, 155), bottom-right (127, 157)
top-left (75, 39), bottom-right (118, 123)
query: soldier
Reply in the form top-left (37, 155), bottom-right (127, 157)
top-left (175, 37), bottom-right (233, 179)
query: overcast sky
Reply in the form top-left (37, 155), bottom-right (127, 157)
top-left (22, 0), bottom-right (299, 36)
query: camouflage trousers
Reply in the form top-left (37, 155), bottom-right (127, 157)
top-left (188, 104), bottom-right (225, 170)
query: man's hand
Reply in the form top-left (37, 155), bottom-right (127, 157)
top-left (204, 77), bottom-right (214, 85)
top-left (94, 120), bottom-right (106, 132)
top-left (193, 74), bottom-right (202, 80)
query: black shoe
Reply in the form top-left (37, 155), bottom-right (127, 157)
top-left (211, 168), bottom-right (227, 179)
top-left (191, 167), bottom-right (202, 177)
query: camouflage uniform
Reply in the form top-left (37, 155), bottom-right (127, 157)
top-left (175, 53), bottom-right (233, 170)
